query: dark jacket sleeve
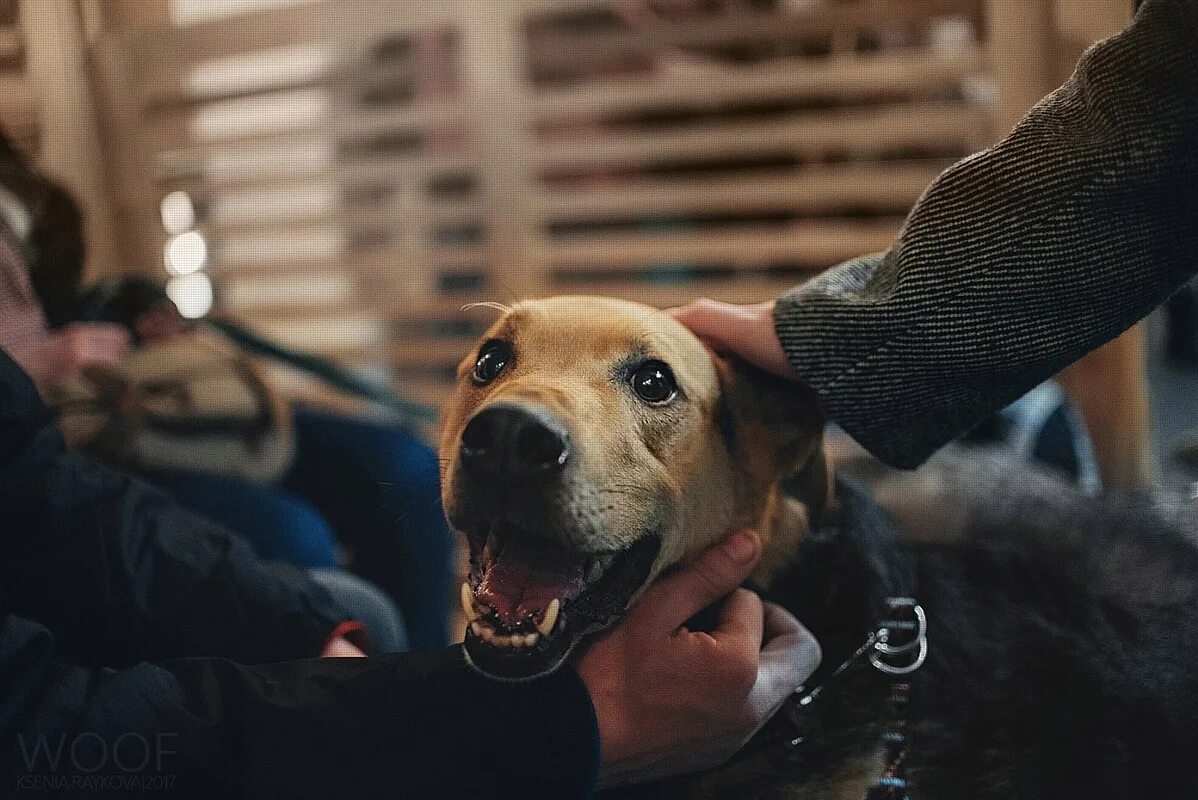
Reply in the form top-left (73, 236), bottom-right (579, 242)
top-left (0, 350), bottom-right (349, 667)
top-left (773, 0), bottom-right (1198, 468)
top-left (0, 351), bottom-right (600, 797)
top-left (0, 615), bottom-right (599, 798)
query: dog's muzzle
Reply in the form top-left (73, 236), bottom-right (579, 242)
top-left (459, 403), bottom-right (571, 482)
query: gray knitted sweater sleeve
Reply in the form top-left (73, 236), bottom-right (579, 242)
top-left (773, 0), bottom-right (1198, 468)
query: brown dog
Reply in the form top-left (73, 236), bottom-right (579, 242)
top-left (440, 296), bottom-right (1198, 799)
top-left (439, 296), bottom-right (829, 680)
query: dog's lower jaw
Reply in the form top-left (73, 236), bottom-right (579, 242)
top-left (462, 533), bottom-right (662, 682)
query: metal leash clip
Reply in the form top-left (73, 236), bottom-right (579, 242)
top-left (869, 597), bottom-right (928, 676)
top-left (791, 597), bottom-right (929, 710)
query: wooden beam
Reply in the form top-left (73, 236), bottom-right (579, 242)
top-left (530, 47), bottom-right (986, 116)
top-left (534, 163), bottom-right (948, 217)
top-left (536, 104), bottom-right (990, 164)
top-left (986, 0), bottom-right (1056, 134)
top-left (455, 0), bottom-right (542, 296)
top-left (545, 220), bottom-right (902, 267)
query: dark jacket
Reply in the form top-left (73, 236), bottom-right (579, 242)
top-left (0, 350), bottom-right (598, 798)
top-left (774, 0), bottom-right (1198, 468)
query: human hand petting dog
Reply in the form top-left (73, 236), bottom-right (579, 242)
top-left (578, 529), bottom-right (821, 789)
top-left (668, 299), bottom-right (796, 380)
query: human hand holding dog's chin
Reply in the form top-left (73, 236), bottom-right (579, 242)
top-left (577, 529), bottom-right (821, 789)
top-left (668, 299), bottom-right (796, 380)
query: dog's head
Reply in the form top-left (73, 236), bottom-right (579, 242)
top-left (440, 296), bottom-right (828, 680)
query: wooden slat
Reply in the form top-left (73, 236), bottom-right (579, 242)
top-left (523, 0), bottom-right (981, 29)
top-left (127, 0), bottom-right (458, 81)
top-left (545, 220), bottom-right (902, 267)
top-left (238, 314), bottom-right (387, 357)
top-left (205, 244), bottom-right (489, 280)
top-left (159, 153), bottom-right (478, 192)
top-left (142, 99), bottom-right (468, 152)
top-left (527, 1), bottom-right (984, 67)
top-left (128, 3), bottom-right (335, 81)
top-left (536, 103), bottom-right (989, 164)
top-left (535, 162), bottom-right (946, 217)
top-left (543, 278), bottom-right (817, 309)
top-left (138, 45), bottom-right (337, 109)
top-left (203, 198), bottom-right (482, 234)
top-left (139, 48), bottom-right (435, 111)
top-left (530, 47), bottom-right (985, 116)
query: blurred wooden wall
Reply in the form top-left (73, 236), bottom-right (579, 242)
top-left (0, 0), bottom-right (1134, 413)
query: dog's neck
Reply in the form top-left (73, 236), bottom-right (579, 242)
top-left (751, 489), bottom-right (811, 588)
top-left (748, 444), bottom-right (834, 587)
top-left (759, 476), bottom-right (915, 669)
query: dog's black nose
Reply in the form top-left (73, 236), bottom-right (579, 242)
top-left (460, 404), bottom-right (571, 479)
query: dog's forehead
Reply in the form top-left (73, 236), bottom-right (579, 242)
top-left (488, 296), bottom-right (715, 387)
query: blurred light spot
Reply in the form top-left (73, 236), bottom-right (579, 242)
top-left (167, 272), bottom-right (214, 319)
top-left (165, 231), bottom-right (208, 275)
top-left (928, 17), bottom-right (975, 53)
top-left (160, 191), bottom-right (196, 234)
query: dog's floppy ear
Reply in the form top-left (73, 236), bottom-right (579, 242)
top-left (714, 354), bottom-right (830, 517)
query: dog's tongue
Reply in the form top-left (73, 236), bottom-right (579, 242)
top-left (476, 536), bottom-right (586, 626)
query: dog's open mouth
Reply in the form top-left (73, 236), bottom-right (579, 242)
top-left (460, 522), bottom-right (661, 681)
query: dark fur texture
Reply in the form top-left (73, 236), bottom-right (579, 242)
top-left (611, 450), bottom-right (1198, 799)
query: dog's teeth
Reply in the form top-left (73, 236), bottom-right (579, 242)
top-left (483, 529), bottom-right (501, 564)
top-left (587, 554), bottom-right (616, 582)
top-left (460, 582), bottom-right (479, 623)
top-left (537, 599), bottom-right (560, 637)
top-left (523, 633), bottom-right (539, 647)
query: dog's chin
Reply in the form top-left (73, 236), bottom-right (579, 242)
top-left (460, 521), bottom-right (661, 682)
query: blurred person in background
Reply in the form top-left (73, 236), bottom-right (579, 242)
top-left (83, 274), bottom-right (456, 651)
top-left (0, 132), bottom-right (131, 398)
top-left (0, 130), bottom-right (450, 650)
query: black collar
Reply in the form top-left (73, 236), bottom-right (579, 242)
top-left (757, 477), bottom-right (928, 799)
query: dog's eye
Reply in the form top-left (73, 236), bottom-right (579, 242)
top-left (472, 340), bottom-right (512, 386)
top-left (630, 361), bottom-right (677, 405)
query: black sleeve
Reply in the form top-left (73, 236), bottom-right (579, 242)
top-left (0, 350), bottom-right (351, 667)
top-left (0, 614), bottom-right (599, 799)
top-left (772, 0), bottom-right (1198, 468)
top-left (1, 352), bottom-right (600, 797)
